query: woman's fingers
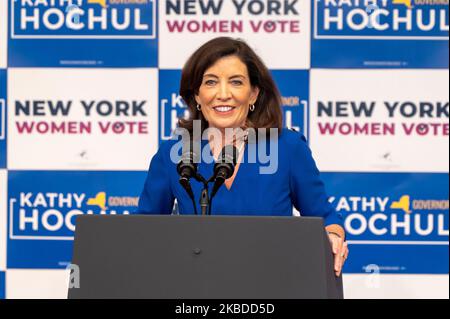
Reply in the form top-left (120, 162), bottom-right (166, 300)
top-left (328, 233), bottom-right (349, 277)
top-left (331, 237), bottom-right (343, 276)
top-left (337, 242), bottom-right (349, 277)
top-left (343, 242), bottom-right (349, 260)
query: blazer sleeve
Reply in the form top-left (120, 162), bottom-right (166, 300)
top-left (289, 133), bottom-right (343, 227)
top-left (136, 143), bottom-right (175, 215)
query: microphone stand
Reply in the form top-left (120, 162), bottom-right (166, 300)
top-left (192, 174), bottom-right (218, 216)
top-left (193, 173), bottom-right (210, 216)
top-left (200, 188), bottom-right (209, 216)
top-left (179, 171), bottom-right (212, 216)
top-left (191, 138), bottom-right (245, 216)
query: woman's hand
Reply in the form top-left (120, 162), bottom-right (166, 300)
top-left (327, 232), bottom-right (348, 277)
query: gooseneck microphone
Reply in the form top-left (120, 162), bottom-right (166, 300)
top-left (177, 140), bottom-right (200, 215)
top-left (209, 145), bottom-right (239, 212)
top-left (177, 140), bottom-right (240, 216)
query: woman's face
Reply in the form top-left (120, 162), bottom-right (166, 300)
top-left (195, 55), bottom-right (259, 131)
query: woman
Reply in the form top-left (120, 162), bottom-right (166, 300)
top-left (137, 37), bottom-right (348, 276)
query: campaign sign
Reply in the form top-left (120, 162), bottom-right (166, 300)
top-left (272, 70), bottom-right (310, 139)
top-left (312, 0), bottom-right (449, 68)
top-left (0, 70), bottom-right (6, 168)
top-left (159, 0), bottom-right (311, 69)
top-left (8, 68), bottom-right (159, 170)
top-left (322, 172), bottom-right (449, 274)
top-left (8, 0), bottom-right (158, 67)
top-left (310, 69), bottom-right (449, 173)
top-left (7, 170), bottom-right (147, 268)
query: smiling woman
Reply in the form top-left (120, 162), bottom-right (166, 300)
top-left (137, 37), bottom-right (349, 277)
top-left (179, 37), bottom-right (282, 136)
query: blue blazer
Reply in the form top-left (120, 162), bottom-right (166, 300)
top-left (136, 128), bottom-right (343, 227)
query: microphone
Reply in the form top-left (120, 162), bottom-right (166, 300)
top-left (177, 139), bottom-right (200, 215)
top-left (210, 145), bottom-right (239, 200)
top-left (177, 150), bottom-right (197, 180)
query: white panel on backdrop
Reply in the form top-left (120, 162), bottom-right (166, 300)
top-left (0, 0), bottom-right (7, 68)
top-left (159, 0), bottom-right (310, 69)
top-left (0, 170), bottom-right (6, 271)
top-left (8, 68), bottom-right (159, 170)
top-left (343, 274), bottom-right (449, 299)
top-left (6, 269), bottom-right (69, 299)
top-left (310, 70), bottom-right (449, 172)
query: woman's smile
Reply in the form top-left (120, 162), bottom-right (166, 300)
top-left (212, 105), bottom-right (237, 115)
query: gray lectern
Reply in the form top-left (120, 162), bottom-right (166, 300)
top-left (68, 215), bottom-right (343, 299)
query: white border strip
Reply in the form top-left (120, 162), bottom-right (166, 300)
top-left (160, 99), bottom-right (172, 140)
top-left (0, 100), bottom-right (4, 140)
top-left (313, 0), bottom-right (448, 41)
top-left (9, 199), bottom-right (74, 241)
top-left (348, 240), bottom-right (449, 245)
top-left (10, 0), bottom-right (157, 40)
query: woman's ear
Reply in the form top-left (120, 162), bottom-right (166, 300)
top-left (251, 87), bottom-right (260, 104)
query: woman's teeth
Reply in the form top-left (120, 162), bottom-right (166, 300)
top-left (215, 106), bottom-right (234, 112)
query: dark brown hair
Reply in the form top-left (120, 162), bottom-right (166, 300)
top-left (179, 37), bottom-right (283, 134)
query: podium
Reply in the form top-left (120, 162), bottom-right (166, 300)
top-left (68, 215), bottom-right (343, 299)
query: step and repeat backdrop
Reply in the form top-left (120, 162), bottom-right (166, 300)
top-left (0, 0), bottom-right (449, 298)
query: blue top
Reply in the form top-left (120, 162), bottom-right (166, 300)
top-left (136, 128), bottom-right (343, 227)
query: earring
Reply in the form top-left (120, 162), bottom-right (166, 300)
top-left (196, 104), bottom-right (201, 111)
top-left (249, 104), bottom-right (255, 112)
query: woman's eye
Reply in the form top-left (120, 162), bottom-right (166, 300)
top-left (231, 80), bottom-right (243, 85)
top-left (205, 80), bottom-right (216, 85)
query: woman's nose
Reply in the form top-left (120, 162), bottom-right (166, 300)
top-left (217, 83), bottom-right (231, 100)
